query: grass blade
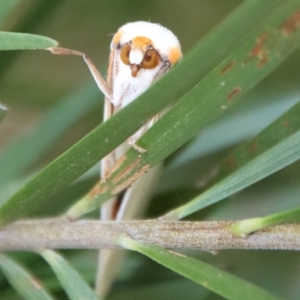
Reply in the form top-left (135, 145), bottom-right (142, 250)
top-left (164, 98), bottom-right (300, 220)
top-left (231, 206), bottom-right (300, 236)
top-left (0, 0), bottom-right (298, 225)
top-left (0, 254), bottom-right (54, 300)
top-left (41, 250), bottom-right (99, 300)
top-left (122, 238), bottom-right (281, 300)
top-left (67, 1), bottom-right (300, 219)
top-left (0, 32), bottom-right (58, 50)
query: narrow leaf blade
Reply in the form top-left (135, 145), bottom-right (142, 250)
top-left (41, 250), bottom-right (99, 300)
top-left (0, 32), bottom-right (58, 50)
top-left (164, 99), bottom-right (300, 220)
top-left (67, 1), bottom-right (300, 219)
top-left (0, 0), bottom-right (298, 226)
top-left (0, 254), bottom-right (54, 300)
top-left (122, 238), bottom-right (281, 300)
top-left (231, 206), bottom-right (300, 236)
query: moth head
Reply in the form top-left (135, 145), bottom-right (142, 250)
top-left (112, 21), bottom-right (182, 78)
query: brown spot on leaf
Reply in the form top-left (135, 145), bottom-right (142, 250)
top-left (280, 9), bottom-right (300, 36)
top-left (220, 60), bottom-right (235, 74)
top-left (250, 33), bottom-right (269, 68)
top-left (111, 165), bottom-right (150, 195)
top-left (105, 155), bottom-right (127, 178)
top-left (283, 120), bottom-right (289, 127)
top-left (248, 143), bottom-right (258, 154)
top-left (89, 181), bottom-right (108, 198)
top-left (112, 157), bottom-right (141, 184)
top-left (227, 87), bottom-right (242, 101)
top-left (224, 156), bottom-right (236, 170)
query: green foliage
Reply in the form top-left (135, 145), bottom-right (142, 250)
top-left (0, 254), bottom-right (53, 300)
top-left (1, 0), bottom-right (300, 299)
top-left (41, 250), bottom-right (99, 300)
top-left (123, 238), bottom-right (281, 300)
top-left (0, 32), bottom-right (57, 50)
top-left (231, 206), bottom-right (300, 236)
top-left (164, 100), bottom-right (300, 220)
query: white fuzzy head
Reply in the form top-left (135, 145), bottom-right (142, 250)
top-left (109, 21), bottom-right (182, 107)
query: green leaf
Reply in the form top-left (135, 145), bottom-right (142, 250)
top-left (0, 82), bottom-right (101, 189)
top-left (168, 90), bottom-right (300, 172)
top-left (122, 238), bottom-right (281, 300)
top-left (41, 250), bottom-right (99, 300)
top-left (0, 103), bottom-right (7, 123)
top-left (0, 254), bottom-right (54, 300)
top-left (66, 1), bottom-right (300, 219)
top-left (0, 0), bottom-right (20, 26)
top-left (0, 0), bottom-right (298, 226)
top-left (164, 98), bottom-right (300, 220)
top-left (0, 32), bottom-right (58, 50)
top-left (231, 206), bottom-right (300, 236)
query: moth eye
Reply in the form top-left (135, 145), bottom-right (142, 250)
top-left (120, 44), bottom-right (131, 65)
top-left (142, 49), bottom-right (160, 69)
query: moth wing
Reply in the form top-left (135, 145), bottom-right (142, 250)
top-left (96, 164), bottom-right (162, 298)
top-left (96, 46), bottom-right (126, 298)
top-left (101, 47), bottom-right (116, 180)
top-left (96, 48), bottom-right (170, 298)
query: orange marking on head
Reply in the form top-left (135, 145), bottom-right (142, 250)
top-left (132, 36), bottom-right (153, 49)
top-left (168, 47), bottom-right (182, 65)
top-left (112, 30), bottom-right (123, 45)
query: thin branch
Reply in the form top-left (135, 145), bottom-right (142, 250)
top-left (0, 218), bottom-right (299, 251)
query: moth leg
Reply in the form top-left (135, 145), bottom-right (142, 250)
top-left (127, 138), bottom-right (147, 153)
top-left (47, 47), bottom-right (113, 101)
top-left (127, 113), bottom-right (160, 153)
top-left (127, 125), bottom-right (148, 153)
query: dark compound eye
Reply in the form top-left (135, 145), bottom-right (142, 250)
top-left (120, 44), bottom-right (131, 65)
top-left (142, 48), bottom-right (160, 69)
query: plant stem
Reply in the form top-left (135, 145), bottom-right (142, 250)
top-left (0, 218), bottom-right (299, 251)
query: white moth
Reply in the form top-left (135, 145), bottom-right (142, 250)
top-left (50, 21), bottom-right (181, 298)
top-left (98, 22), bottom-right (181, 297)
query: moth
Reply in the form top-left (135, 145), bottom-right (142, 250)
top-left (50, 21), bottom-right (181, 297)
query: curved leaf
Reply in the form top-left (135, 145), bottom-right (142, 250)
top-left (41, 250), bottom-right (99, 300)
top-left (231, 206), bottom-right (300, 236)
top-left (0, 32), bottom-right (58, 50)
top-left (122, 238), bottom-right (281, 300)
top-left (0, 254), bottom-right (53, 300)
top-left (164, 99), bottom-right (300, 220)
